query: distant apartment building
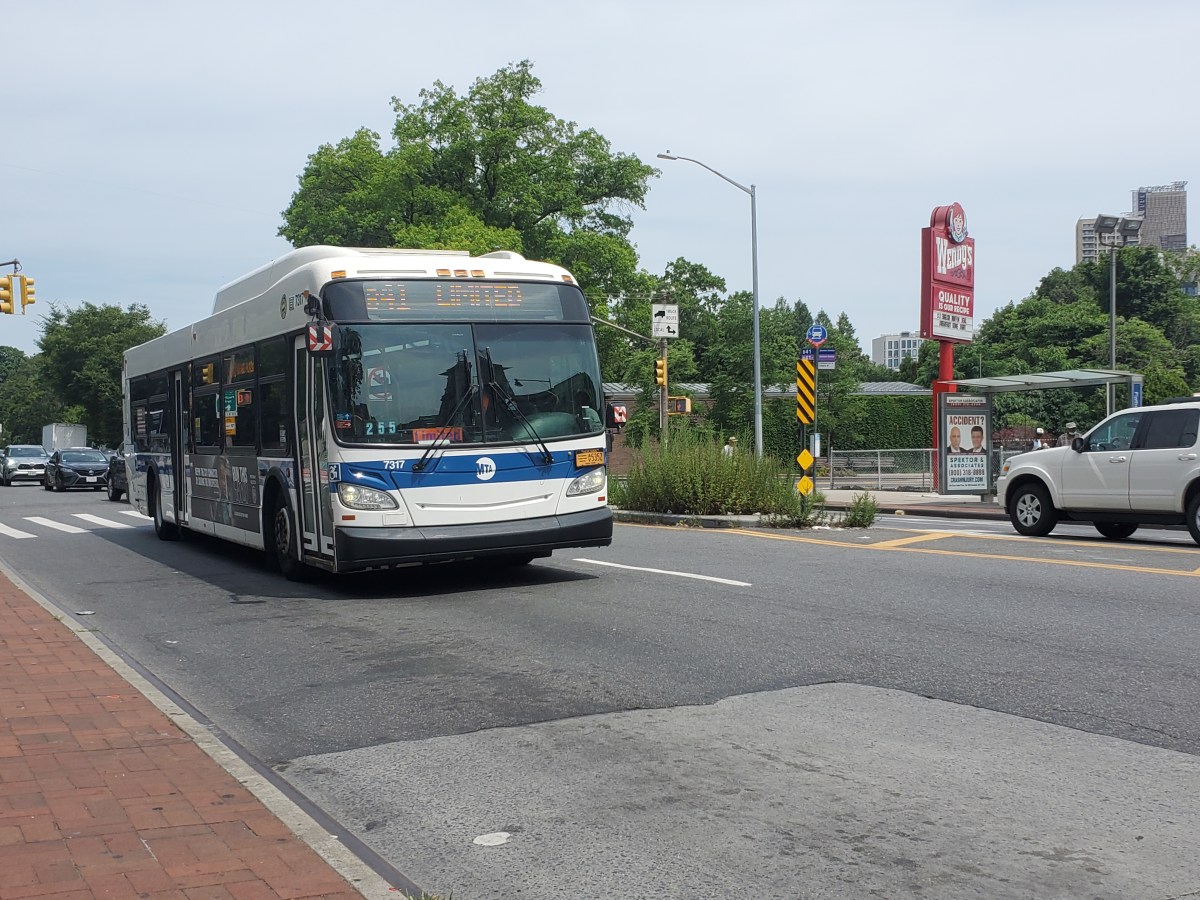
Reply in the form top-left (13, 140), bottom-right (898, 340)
top-left (1133, 182), bottom-right (1188, 252)
top-left (1076, 181), bottom-right (1187, 264)
top-left (872, 331), bottom-right (926, 371)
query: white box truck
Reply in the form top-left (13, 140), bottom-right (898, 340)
top-left (42, 423), bottom-right (88, 452)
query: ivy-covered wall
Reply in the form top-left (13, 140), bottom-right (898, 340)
top-left (841, 395), bottom-right (933, 450)
top-left (764, 394), bottom-right (932, 458)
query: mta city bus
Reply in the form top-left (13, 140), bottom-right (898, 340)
top-left (122, 246), bottom-right (613, 579)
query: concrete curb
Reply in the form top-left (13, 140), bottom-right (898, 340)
top-left (614, 501), bottom-right (1008, 527)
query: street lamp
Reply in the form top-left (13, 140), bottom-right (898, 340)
top-left (1092, 213), bottom-right (1143, 414)
top-left (657, 152), bottom-right (763, 458)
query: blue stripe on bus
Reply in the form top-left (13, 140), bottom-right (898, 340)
top-left (334, 451), bottom-right (595, 491)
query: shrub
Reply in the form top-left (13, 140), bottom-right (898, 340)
top-left (611, 428), bottom-right (801, 517)
top-left (837, 491), bottom-right (878, 528)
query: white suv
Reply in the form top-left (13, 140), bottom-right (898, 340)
top-left (997, 399), bottom-right (1200, 545)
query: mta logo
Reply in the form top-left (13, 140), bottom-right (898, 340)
top-left (475, 457), bottom-right (497, 481)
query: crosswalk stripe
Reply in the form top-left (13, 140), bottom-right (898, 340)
top-left (119, 509), bottom-right (151, 520)
top-left (72, 513), bottom-right (134, 529)
top-left (0, 522), bottom-right (36, 539)
top-left (24, 516), bottom-right (89, 534)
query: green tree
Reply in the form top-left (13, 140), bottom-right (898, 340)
top-left (0, 346), bottom-right (27, 389)
top-left (37, 303), bottom-right (166, 448)
top-left (1077, 245), bottom-right (1186, 331)
top-left (280, 61), bottom-right (656, 310)
top-left (0, 355), bottom-right (65, 444)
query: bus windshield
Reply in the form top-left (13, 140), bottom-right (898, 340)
top-left (327, 322), bottom-right (604, 446)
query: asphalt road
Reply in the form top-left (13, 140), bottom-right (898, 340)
top-left (3, 484), bottom-right (1198, 899)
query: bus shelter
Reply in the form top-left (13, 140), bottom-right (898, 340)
top-left (945, 368), bottom-right (1144, 400)
top-left (936, 368), bottom-right (1144, 496)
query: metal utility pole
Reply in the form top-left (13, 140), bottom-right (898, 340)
top-left (658, 338), bottom-right (669, 441)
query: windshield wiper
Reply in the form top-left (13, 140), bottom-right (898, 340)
top-left (482, 347), bottom-right (554, 466)
top-left (412, 355), bottom-right (476, 473)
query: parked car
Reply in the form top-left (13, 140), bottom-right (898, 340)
top-left (44, 447), bottom-right (110, 492)
top-left (1, 444), bottom-right (51, 486)
top-left (997, 399), bottom-right (1200, 545)
top-left (107, 445), bottom-right (131, 501)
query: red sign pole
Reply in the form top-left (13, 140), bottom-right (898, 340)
top-left (920, 203), bottom-right (975, 493)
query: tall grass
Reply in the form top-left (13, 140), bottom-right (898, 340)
top-left (610, 430), bottom-right (802, 517)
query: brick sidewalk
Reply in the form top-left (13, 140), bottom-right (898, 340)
top-left (0, 574), bottom-right (379, 899)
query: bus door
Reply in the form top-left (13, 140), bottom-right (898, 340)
top-left (171, 370), bottom-right (188, 521)
top-left (293, 337), bottom-right (335, 559)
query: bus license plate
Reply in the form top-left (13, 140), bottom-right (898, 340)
top-left (575, 449), bottom-right (604, 467)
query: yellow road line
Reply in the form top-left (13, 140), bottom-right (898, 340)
top-left (617, 520), bottom-right (1200, 575)
top-left (716, 528), bottom-right (1200, 578)
top-left (868, 532), bottom-right (957, 549)
top-left (892, 527), bottom-right (1200, 557)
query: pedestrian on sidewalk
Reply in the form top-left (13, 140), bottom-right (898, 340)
top-left (1059, 422), bottom-right (1079, 447)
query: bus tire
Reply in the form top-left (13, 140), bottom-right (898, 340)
top-left (270, 493), bottom-right (310, 581)
top-left (151, 475), bottom-right (179, 541)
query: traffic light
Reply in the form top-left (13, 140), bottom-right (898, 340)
top-left (654, 356), bottom-right (668, 387)
top-left (0, 276), bottom-right (13, 315)
top-left (19, 276), bottom-right (35, 313)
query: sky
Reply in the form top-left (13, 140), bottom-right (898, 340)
top-left (4, 0), bottom-right (1197, 359)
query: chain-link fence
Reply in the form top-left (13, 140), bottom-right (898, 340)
top-left (823, 449), bottom-right (936, 490)
top-left (821, 445), bottom-right (1033, 493)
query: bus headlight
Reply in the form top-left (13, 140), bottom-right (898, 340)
top-left (566, 467), bottom-right (605, 497)
top-left (337, 482), bottom-right (398, 510)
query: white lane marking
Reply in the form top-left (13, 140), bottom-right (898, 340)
top-left (72, 513), bottom-right (134, 529)
top-left (120, 509), bottom-right (151, 520)
top-left (24, 516), bottom-right (89, 534)
top-left (0, 522), bottom-right (36, 539)
top-left (574, 558), bottom-right (751, 586)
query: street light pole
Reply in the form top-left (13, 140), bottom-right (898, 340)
top-left (658, 153), bottom-right (763, 458)
top-left (1108, 246), bottom-right (1118, 416)
top-left (1093, 213), bottom-right (1143, 416)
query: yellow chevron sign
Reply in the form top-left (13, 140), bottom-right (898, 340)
top-left (796, 359), bottom-right (816, 424)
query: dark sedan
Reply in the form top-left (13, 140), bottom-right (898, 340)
top-left (44, 448), bottom-right (110, 492)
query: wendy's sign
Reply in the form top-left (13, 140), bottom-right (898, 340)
top-left (920, 202), bottom-right (975, 343)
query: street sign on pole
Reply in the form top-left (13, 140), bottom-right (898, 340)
top-left (651, 304), bottom-right (680, 339)
top-left (796, 359), bottom-right (816, 425)
top-left (806, 324), bottom-right (827, 347)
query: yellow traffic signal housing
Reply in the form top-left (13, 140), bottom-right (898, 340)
top-left (0, 276), bottom-right (13, 315)
top-left (19, 276), bottom-right (35, 313)
top-left (667, 396), bottom-right (692, 415)
top-left (654, 357), bottom-right (668, 387)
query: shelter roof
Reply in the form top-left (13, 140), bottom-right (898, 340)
top-left (946, 368), bottom-right (1138, 394)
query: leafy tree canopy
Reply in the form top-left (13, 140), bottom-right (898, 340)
top-left (0, 355), bottom-right (63, 445)
top-left (280, 60), bottom-right (656, 306)
top-left (36, 303), bottom-right (166, 447)
top-left (0, 346), bottom-right (27, 389)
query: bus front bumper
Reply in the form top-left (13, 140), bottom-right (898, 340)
top-left (333, 506), bottom-right (613, 571)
